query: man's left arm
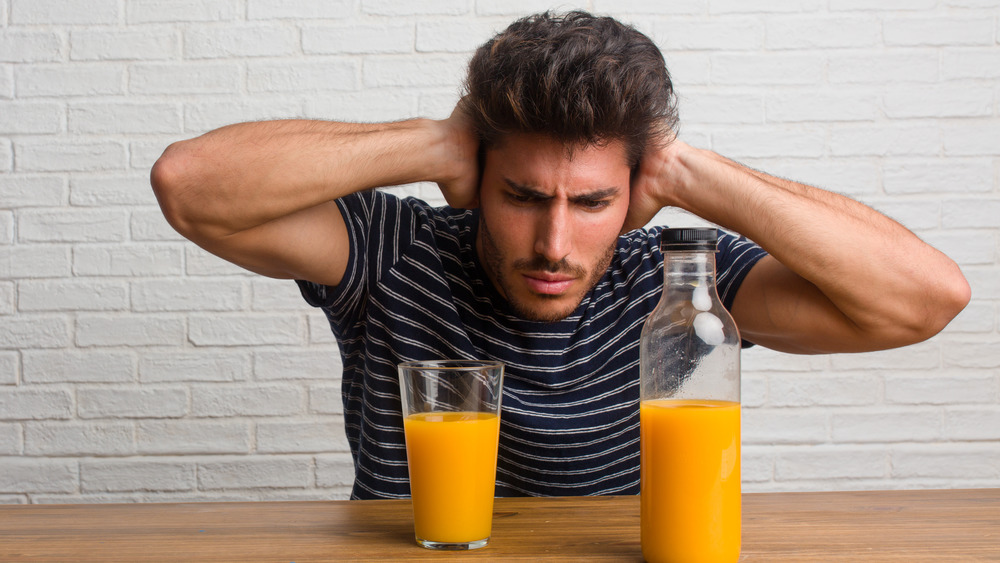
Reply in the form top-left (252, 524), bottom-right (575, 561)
top-left (627, 140), bottom-right (971, 354)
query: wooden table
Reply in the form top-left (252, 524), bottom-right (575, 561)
top-left (1, 488), bottom-right (997, 561)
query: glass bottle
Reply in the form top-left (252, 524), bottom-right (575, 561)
top-left (639, 227), bottom-right (741, 563)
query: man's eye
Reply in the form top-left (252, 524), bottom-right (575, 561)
top-left (579, 199), bottom-right (610, 210)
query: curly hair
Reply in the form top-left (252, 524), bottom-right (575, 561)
top-left (463, 11), bottom-right (678, 167)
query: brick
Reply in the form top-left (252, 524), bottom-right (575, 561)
top-left (81, 460), bottom-right (195, 493)
top-left (831, 409), bottom-right (942, 443)
top-left (309, 385), bottom-right (343, 414)
top-left (305, 90), bottom-right (419, 122)
top-left (654, 19), bottom-right (764, 51)
top-left (0, 282), bottom-right (11, 315)
top-left (741, 445), bottom-right (774, 482)
top-left (0, 140), bottom-right (10, 173)
top-left (0, 31), bottom-right (63, 63)
top-left (865, 200), bottom-right (940, 231)
top-left (69, 102), bottom-right (182, 135)
top-left (830, 342), bottom-right (941, 371)
top-left (252, 279), bottom-right (307, 310)
top-left (0, 102), bottom-right (63, 134)
top-left (942, 340), bottom-right (1000, 369)
top-left (364, 0), bottom-right (468, 16)
top-left (891, 444), bottom-right (1000, 479)
top-left (830, 0), bottom-right (935, 9)
top-left (942, 301), bottom-right (994, 333)
top-left (15, 66), bottom-right (124, 98)
top-left (0, 316), bottom-right (70, 349)
top-left (884, 86), bottom-right (993, 118)
top-left (197, 457), bottom-right (313, 489)
top-left (416, 20), bottom-right (501, 53)
top-left (944, 407), bottom-right (1000, 441)
top-left (0, 388), bottom-right (73, 420)
top-left (0, 422), bottom-right (22, 454)
top-left (884, 17), bottom-right (994, 46)
top-left (128, 0), bottom-right (241, 23)
top-left (711, 53), bottom-right (824, 85)
top-left (184, 25), bottom-right (298, 59)
top-left (768, 373), bottom-right (879, 407)
top-left (316, 452), bottom-right (355, 487)
top-left (23, 350), bottom-right (135, 384)
top-left (942, 124), bottom-right (1000, 157)
top-left (0, 65), bottom-right (12, 99)
top-left (921, 231), bottom-right (995, 266)
top-left (886, 372), bottom-right (996, 405)
top-left (19, 209), bottom-right (127, 243)
top-left (19, 279), bottom-right (128, 312)
top-left (184, 100), bottom-right (304, 134)
top-left (829, 52), bottom-right (939, 84)
top-left (70, 30), bottom-right (177, 61)
top-left (188, 314), bottom-right (304, 346)
top-left (130, 208), bottom-right (186, 242)
top-left (15, 140), bottom-right (126, 173)
top-left (711, 0), bottom-right (822, 12)
top-left (0, 459), bottom-right (77, 493)
top-left (662, 52), bottom-right (711, 86)
top-left (674, 91), bottom-right (764, 125)
top-left (757, 159), bottom-right (880, 198)
top-left (247, 60), bottom-right (358, 93)
top-left (75, 314), bottom-right (185, 347)
top-left (78, 387), bottom-right (188, 419)
top-left (363, 55), bottom-right (467, 88)
top-left (130, 138), bottom-right (182, 171)
top-left (74, 245), bottom-right (183, 277)
top-left (140, 349), bottom-right (251, 383)
top-left (766, 91), bottom-right (878, 122)
top-left (257, 420), bottom-right (350, 453)
top-left (307, 312), bottom-right (337, 344)
top-left (0, 175), bottom-right (66, 208)
top-left (11, 0), bottom-right (118, 25)
top-left (766, 17), bottom-right (879, 49)
top-left (711, 127), bottom-right (825, 159)
top-left (883, 159), bottom-right (994, 195)
top-left (592, 0), bottom-right (705, 13)
top-left (742, 408), bottom-right (827, 444)
top-left (0, 210), bottom-right (12, 242)
top-left (131, 279), bottom-right (245, 312)
top-left (304, 22), bottom-right (414, 55)
top-left (129, 63), bottom-right (241, 95)
top-left (943, 199), bottom-right (1000, 229)
top-left (830, 125), bottom-right (941, 157)
top-left (775, 446), bottom-right (887, 480)
top-left (191, 384), bottom-right (303, 417)
top-left (248, 0), bottom-right (352, 19)
top-left (0, 352), bottom-right (17, 385)
top-left (137, 420), bottom-right (251, 454)
top-left (25, 422), bottom-right (134, 456)
top-left (255, 348), bottom-right (341, 380)
top-left (942, 49), bottom-right (1000, 79)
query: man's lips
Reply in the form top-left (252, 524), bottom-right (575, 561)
top-left (522, 272), bottom-right (575, 295)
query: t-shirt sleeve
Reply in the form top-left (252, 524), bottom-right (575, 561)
top-left (715, 229), bottom-right (768, 312)
top-left (295, 190), bottom-right (416, 324)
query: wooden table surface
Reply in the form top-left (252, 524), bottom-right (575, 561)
top-left (1, 488), bottom-right (998, 561)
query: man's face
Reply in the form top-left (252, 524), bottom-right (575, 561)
top-left (476, 133), bottom-right (632, 322)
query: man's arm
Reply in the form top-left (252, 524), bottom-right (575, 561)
top-left (149, 113), bottom-right (479, 286)
top-left (627, 140), bottom-right (971, 354)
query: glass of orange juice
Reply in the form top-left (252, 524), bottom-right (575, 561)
top-left (398, 359), bottom-right (505, 550)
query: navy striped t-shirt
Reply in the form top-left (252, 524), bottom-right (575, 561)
top-left (297, 189), bottom-right (767, 500)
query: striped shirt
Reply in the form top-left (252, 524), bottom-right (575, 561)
top-left (297, 190), bottom-right (767, 499)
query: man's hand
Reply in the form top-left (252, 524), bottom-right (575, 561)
top-left (622, 137), bottom-right (685, 234)
top-left (433, 99), bottom-right (481, 209)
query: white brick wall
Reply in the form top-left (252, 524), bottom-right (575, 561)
top-left (1, 1), bottom-right (998, 504)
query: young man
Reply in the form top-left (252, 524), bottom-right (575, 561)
top-left (150, 12), bottom-right (970, 499)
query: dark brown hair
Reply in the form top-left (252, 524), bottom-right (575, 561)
top-left (463, 11), bottom-right (678, 167)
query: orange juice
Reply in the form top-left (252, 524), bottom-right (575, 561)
top-left (403, 411), bottom-right (501, 544)
top-left (640, 399), bottom-right (741, 563)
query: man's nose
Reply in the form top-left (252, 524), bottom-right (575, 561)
top-left (534, 202), bottom-right (572, 263)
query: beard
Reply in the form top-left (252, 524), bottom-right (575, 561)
top-left (479, 214), bottom-right (616, 323)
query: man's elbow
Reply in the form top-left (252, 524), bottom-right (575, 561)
top-left (150, 141), bottom-right (203, 240)
top-left (902, 264), bottom-right (972, 346)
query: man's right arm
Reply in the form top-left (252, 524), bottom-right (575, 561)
top-left (150, 114), bottom-right (479, 286)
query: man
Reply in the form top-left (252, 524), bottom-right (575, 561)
top-left (150, 12), bottom-right (970, 499)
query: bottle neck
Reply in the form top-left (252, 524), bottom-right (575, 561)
top-left (662, 250), bottom-right (717, 285)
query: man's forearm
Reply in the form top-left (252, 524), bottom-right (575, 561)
top-left (150, 118), bottom-right (451, 243)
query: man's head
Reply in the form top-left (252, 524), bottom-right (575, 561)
top-left (465, 12), bottom-right (677, 322)
top-left (463, 10), bottom-right (677, 168)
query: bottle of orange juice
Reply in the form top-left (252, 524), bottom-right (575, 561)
top-left (639, 228), bottom-right (741, 563)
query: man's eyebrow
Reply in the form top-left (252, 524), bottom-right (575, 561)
top-left (503, 178), bottom-right (620, 201)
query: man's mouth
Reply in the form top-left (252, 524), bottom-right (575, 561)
top-left (522, 272), bottom-right (575, 295)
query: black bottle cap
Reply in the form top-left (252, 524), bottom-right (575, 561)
top-left (660, 227), bottom-right (718, 251)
